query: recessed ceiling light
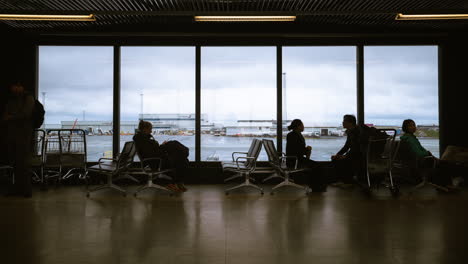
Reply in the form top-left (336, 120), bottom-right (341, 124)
top-left (194, 16), bottom-right (296, 22)
top-left (395, 13), bottom-right (468, 20)
top-left (0, 14), bottom-right (96, 21)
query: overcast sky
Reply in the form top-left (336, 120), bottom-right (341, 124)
top-left (38, 45), bottom-right (438, 127)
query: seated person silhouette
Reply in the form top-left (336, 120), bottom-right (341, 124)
top-left (133, 120), bottom-right (188, 193)
top-left (331, 114), bottom-right (364, 185)
top-left (286, 119), bottom-right (327, 192)
top-left (400, 119), bottom-right (457, 189)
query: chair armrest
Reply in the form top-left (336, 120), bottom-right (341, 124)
top-left (236, 156), bottom-right (257, 171)
top-left (280, 156), bottom-right (299, 170)
top-left (232, 152), bottom-right (248, 162)
top-left (140, 157), bottom-right (164, 172)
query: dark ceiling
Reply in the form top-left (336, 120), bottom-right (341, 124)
top-left (1, 0), bottom-right (468, 35)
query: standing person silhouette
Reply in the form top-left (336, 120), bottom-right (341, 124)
top-left (3, 81), bottom-right (35, 197)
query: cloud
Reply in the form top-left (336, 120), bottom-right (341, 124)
top-left (38, 46), bottom-right (439, 127)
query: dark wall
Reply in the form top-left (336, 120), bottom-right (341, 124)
top-left (0, 35), bottom-right (37, 96)
top-left (439, 35), bottom-right (468, 153)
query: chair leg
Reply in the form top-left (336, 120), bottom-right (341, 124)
top-left (115, 173), bottom-right (139, 183)
top-left (409, 177), bottom-right (449, 193)
top-left (226, 173), bottom-right (263, 194)
top-left (262, 173), bottom-right (284, 183)
top-left (86, 173), bottom-right (127, 196)
top-left (134, 176), bottom-right (173, 196)
top-left (224, 173), bottom-right (243, 182)
top-left (270, 173), bottom-right (309, 194)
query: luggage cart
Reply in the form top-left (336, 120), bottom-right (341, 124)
top-left (44, 129), bottom-right (88, 184)
top-left (31, 129), bottom-right (46, 187)
top-left (59, 129), bottom-right (88, 181)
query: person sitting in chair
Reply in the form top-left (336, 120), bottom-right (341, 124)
top-left (286, 119), bottom-right (326, 192)
top-left (133, 120), bottom-right (187, 193)
top-left (400, 119), bottom-right (455, 189)
top-left (331, 114), bottom-right (364, 185)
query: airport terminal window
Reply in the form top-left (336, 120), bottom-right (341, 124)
top-left (38, 46), bottom-right (113, 161)
top-left (282, 47), bottom-right (357, 161)
top-left (364, 46), bottom-right (439, 156)
top-left (120, 47), bottom-right (196, 161)
top-left (201, 47), bottom-right (277, 161)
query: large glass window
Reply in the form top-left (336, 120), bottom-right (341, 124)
top-left (120, 47), bottom-right (195, 160)
top-left (282, 47), bottom-right (357, 161)
top-left (38, 46), bottom-right (113, 161)
top-left (364, 46), bottom-right (439, 156)
top-left (201, 47), bottom-right (277, 161)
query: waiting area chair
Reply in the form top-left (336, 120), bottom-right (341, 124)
top-left (131, 150), bottom-right (175, 197)
top-left (365, 133), bottom-right (400, 196)
top-left (223, 138), bottom-right (264, 195)
top-left (87, 141), bottom-right (137, 197)
top-left (392, 140), bottom-right (449, 193)
top-left (262, 139), bottom-right (310, 194)
top-left (222, 138), bottom-right (260, 180)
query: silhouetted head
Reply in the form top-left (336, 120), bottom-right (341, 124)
top-left (138, 120), bottom-right (153, 135)
top-left (8, 81), bottom-right (25, 97)
top-left (288, 119), bottom-right (304, 132)
top-left (342, 114), bottom-right (357, 129)
top-left (402, 119), bottom-right (416, 134)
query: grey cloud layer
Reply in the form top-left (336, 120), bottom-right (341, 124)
top-left (39, 46), bottom-right (438, 126)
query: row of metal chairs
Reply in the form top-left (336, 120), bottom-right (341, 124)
top-left (360, 129), bottom-right (449, 196)
top-left (87, 141), bottom-right (175, 197)
top-left (3, 129), bottom-right (453, 197)
top-left (223, 130), bottom-right (451, 197)
top-left (222, 138), bottom-right (310, 195)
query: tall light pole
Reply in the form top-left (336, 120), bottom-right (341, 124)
top-left (140, 92), bottom-right (144, 120)
top-left (83, 110), bottom-right (86, 121)
top-left (41, 92), bottom-right (46, 129)
top-left (282, 72), bottom-right (287, 124)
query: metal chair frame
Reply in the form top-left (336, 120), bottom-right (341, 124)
top-left (132, 151), bottom-right (175, 196)
top-left (364, 132), bottom-right (400, 195)
top-left (262, 139), bottom-right (310, 194)
top-left (223, 138), bottom-right (264, 194)
top-left (87, 141), bottom-right (136, 197)
top-left (393, 140), bottom-right (449, 193)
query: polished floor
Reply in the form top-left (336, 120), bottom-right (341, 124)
top-left (1, 184), bottom-right (468, 264)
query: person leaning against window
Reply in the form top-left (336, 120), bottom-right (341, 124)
top-left (133, 120), bottom-right (187, 193)
top-left (400, 119), bottom-right (455, 189)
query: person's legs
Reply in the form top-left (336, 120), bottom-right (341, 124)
top-left (434, 159), bottom-right (458, 187)
top-left (14, 131), bottom-right (32, 197)
top-left (301, 160), bottom-right (330, 192)
top-left (332, 157), bottom-right (354, 184)
top-left (165, 158), bottom-right (189, 192)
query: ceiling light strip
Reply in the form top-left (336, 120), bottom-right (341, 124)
top-left (195, 16), bottom-right (296, 22)
top-left (395, 13), bottom-right (468, 20)
top-left (0, 14), bottom-right (96, 21)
